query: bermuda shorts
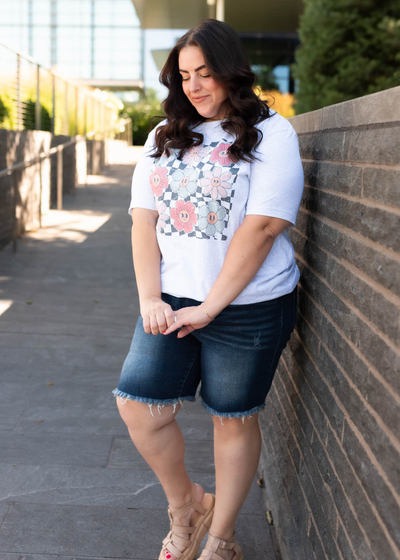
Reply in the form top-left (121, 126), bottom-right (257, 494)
top-left (112, 287), bottom-right (297, 421)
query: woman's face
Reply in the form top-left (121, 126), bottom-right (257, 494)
top-left (178, 45), bottom-right (230, 121)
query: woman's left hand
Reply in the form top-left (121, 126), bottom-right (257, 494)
top-left (163, 305), bottom-right (213, 338)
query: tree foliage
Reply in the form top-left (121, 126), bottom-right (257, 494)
top-left (119, 88), bottom-right (165, 145)
top-left (291, 0), bottom-right (400, 114)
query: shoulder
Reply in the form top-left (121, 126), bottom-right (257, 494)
top-left (253, 110), bottom-right (298, 155)
top-left (255, 109), bottom-right (296, 138)
top-left (145, 118), bottom-right (169, 146)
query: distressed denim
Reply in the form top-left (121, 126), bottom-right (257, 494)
top-left (112, 287), bottom-right (297, 421)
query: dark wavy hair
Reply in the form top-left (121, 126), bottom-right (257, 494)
top-left (149, 18), bottom-right (275, 164)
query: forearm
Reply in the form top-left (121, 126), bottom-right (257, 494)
top-left (131, 219), bottom-right (161, 303)
top-left (203, 221), bottom-right (278, 317)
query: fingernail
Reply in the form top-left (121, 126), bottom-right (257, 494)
top-left (162, 330), bottom-right (167, 334)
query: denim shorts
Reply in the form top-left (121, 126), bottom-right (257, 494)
top-left (112, 287), bottom-right (297, 420)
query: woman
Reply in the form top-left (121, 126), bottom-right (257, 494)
top-left (112, 18), bottom-right (304, 560)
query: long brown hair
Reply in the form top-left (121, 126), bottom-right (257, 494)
top-left (150, 18), bottom-right (275, 163)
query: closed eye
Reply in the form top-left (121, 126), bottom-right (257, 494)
top-left (182, 75), bottom-right (210, 81)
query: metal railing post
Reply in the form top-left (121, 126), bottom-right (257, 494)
top-left (57, 146), bottom-right (63, 210)
top-left (64, 81), bottom-right (68, 135)
top-left (16, 54), bottom-right (22, 130)
top-left (51, 74), bottom-right (56, 134)
top-left (35, 64), bottom-right (41, 130)
top-left (75, 87), bottom-right (78, 136)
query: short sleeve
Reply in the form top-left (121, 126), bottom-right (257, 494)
top-left (128, 120), bottom-right (166, 215)
top-left (245, 123), bottom-right (304, 226)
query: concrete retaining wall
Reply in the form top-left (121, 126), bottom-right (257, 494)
top-left (259, 85), bottom-right (400, 560)
top-left (0, 130), bottom-right (106, 251)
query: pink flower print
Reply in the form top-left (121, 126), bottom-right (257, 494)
top-left (170, 200), bottom-right (197, 233)
top-left (182, 145), bottom-right (209, 165)
top-left (156, 200), bottom-right (168, 232)
top-left (149, 166), bottom-right (168, 197)
top-left (200, 166), bottom-right (232, 200)
top-left (210, 143), bottom-right (232, 166)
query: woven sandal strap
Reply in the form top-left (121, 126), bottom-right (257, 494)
top-left (163, 539), bottom-right (185, 559)
top-left (171, 523), bottom-right (196, 534)
top-left (169, 495), bottom-right (207, 518)
top-left (198, 550), bottom-right (226, 560)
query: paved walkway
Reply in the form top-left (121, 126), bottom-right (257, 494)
top-left (0, 151), bottom-right (278, 559)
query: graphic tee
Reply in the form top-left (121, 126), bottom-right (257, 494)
top-left (129, 109), bottom-right (304, 304)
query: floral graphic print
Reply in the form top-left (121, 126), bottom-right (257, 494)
top-left (171, 200), bottom-right (197, 233)
top-left (149, 165), bottom-right (168, 197)
top-left (198, 201), bottom-right (227, 236)
top-left (210, 143), bottom-right (231, 166)
top-left (182, 145), bottom-right (209, 165)
top-left (200, 166), bottom-right (232, 200)
top-left (156, 200), bottom-right (168, 232)
top-left (170, 167), bottom-right (198, 199)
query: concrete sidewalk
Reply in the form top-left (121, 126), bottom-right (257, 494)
top-left (0, 156), bottom-right (278, 559)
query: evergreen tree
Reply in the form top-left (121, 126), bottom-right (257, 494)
top-left (291, 0), bottom-right (400, 114)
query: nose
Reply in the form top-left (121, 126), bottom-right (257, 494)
top-left (188, 75), bottom-right (201, 93)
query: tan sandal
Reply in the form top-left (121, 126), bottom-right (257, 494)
top-left (199, 533), bottom-right (244, 560)
top-left (158, 489), bottom-right (215, 560)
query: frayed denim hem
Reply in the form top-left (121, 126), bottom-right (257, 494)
top-left (200, 396), bottom-right (265, 425)
top-left (112, 388), bottom-right (196, 416)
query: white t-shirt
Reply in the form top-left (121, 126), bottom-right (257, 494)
top-left (129, 109), bottom-right (304, 304)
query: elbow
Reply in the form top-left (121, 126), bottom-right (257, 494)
top-left (262, 224), bottom-right (278, 242)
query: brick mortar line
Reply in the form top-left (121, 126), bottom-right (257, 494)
top-left (293, 226), bottom-right (400, 307)
top-left (280, 354), bottom-right (399, 560)
top-left (303, 185), bottom-right (400, 216)
top-left (297, 207), bottom-right (400, 264)
top-left (259, 427), bottom-right (302, 560)
top-left (298, 306), bottom-right (400, 456)
top-left (295, 253), bottom-right (400, 358)
top-left (262, 405), bottom-right (332, 560)
top-left (297, 285), bottom-right (400, 409)
top-left (291, 331), bottom-right (400, 527)
top-left (269, 383), bottom-right (345, 560)
top-left (299, 158), bottom-right (400, 170)
top-left (296, 120), bottom-right (400, 135)
top-left (271, 378), bottom-right (356, 560)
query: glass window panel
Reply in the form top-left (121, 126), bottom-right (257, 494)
top-left (94, 0), bottom-right (112, 26)
top-left (32, 0), bottom-right (51, 25)
top-left (113, 0), bottom-right (140, 26)
top-left (2, 0), bottom-right (29, 25)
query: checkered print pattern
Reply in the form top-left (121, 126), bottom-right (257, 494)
top-left (151, 139), bottom-right (240, 241)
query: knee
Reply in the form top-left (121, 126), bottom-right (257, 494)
top-left (116, 396), bottom-right (179, 433)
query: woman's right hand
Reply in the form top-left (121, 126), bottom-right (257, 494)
top-left (140, 296), bottom-right (176, 335)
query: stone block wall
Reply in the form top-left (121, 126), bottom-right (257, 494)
top-left (0, 130), bottom-right (103, 251)
top-left (259, 86), bottom-right (400, 560)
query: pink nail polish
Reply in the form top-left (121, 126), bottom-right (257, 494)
top-left (162, 330), bottom-right (167, 334)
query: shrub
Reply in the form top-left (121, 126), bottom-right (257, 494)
top-left (291, 0), bottom-right (400, 114)
top-left (22, 99), bottom-right (52, 131)
top-left (119, 88), bottom-right (165, 145)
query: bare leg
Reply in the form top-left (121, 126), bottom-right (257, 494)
top-left (206, 414), bottom-right (262, 558)
top-left (116, 397), bottom-right (208, 560)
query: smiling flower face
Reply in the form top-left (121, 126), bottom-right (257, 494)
top-left (200, 166), bottom-right (232, 199)
top-left (210, 143), bottom-right (232, 166)
top-left (170, 200), bottom-right (197, 233)
top-left (156, 200), bottom-right (168, 232)
top-left (170, 167), bottom-right (198, 199)
top-left (149, 166), bottom-right (168, 197)
top-left (198, 201), bottom-right (227, 236)
top-left (182, 145), bottom-right (209, 165)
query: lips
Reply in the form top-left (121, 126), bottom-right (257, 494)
top-left (192, 96), bottom-right (208, 103)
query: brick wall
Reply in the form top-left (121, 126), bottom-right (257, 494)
top-left (259, 86), bottom-right (400, 560)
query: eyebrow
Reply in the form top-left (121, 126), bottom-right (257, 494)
top-left (178, 65), bottom-right (206, 73)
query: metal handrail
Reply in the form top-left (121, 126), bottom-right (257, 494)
top-left (1, 117), bottom-right (132, 252)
